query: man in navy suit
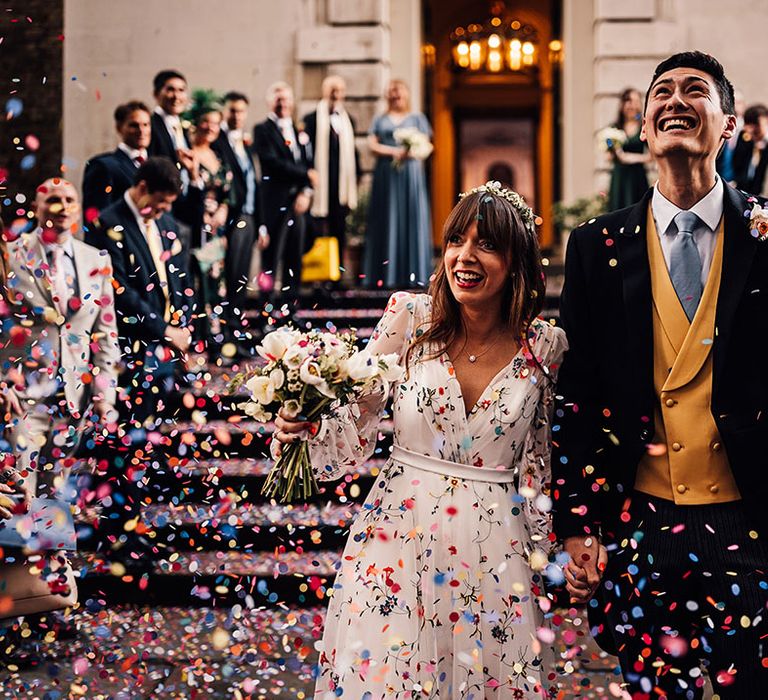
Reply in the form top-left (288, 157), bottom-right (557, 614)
top-left (212, 91), bottom-right (269, 348)
top-left (82, 101), bottom-right (151, 225)
top-left (147, 69), bottom-right (204, 243)
top-left (89, 157), bottom-right (194, 423)
top-left (88, 157), bottom-right (194, 568)
top-left (253, 82), bottom-right (318, 304)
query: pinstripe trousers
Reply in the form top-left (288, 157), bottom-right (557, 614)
top-left (597, 493), bottom-right (768, 699)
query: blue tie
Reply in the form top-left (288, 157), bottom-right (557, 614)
top-left (669, 211), bottom-right (703, 322)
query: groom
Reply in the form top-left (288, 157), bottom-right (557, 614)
top-left (554, 51), bottom-right (768, 698)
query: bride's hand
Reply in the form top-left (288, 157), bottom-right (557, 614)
top-left (272, 408), bottom-right (320, 457)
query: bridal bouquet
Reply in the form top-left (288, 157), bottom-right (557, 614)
top-left (230, 327), bottom-right (403, 502)
top-left (596, 126), bottom-right (627, 153)
top-left (393, 126), bottom-right (433, 162)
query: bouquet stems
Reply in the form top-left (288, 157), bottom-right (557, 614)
top-left (262, 441), bottom-right (318, 503)
top-left (261, 402), bottom-right (329, 503)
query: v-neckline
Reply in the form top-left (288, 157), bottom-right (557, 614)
top-left (443, 345), bottom-right (525, 420)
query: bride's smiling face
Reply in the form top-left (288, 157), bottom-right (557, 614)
top-left (444, 222), bottom-right (509, 308)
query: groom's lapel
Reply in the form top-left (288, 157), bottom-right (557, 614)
top-left (713, 185), bottom-right (758, 386)
top-left (616, 189), bottom-right (654, 396)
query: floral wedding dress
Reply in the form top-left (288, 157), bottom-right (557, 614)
top-left (308, 292), bottom-right (567, 699)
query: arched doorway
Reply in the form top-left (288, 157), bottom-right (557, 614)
top-left (423, 0), bottom-right (561, 250)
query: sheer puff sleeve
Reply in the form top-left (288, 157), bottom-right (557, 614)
top-left (307, 292), bottom-right (424, 481)
top-left (520, 321), bottom-right (568, 563)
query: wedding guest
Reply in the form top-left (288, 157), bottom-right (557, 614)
top-left (186, 91), bottom-right (232, 350)
top-left (555, 51), bottom-right (768, 698)
top-left (363, 79), bottom-right (433, 289)
top-left (88, 158), bottom-right (193, 570)
top-left (1, 178), bottom-right (119, 501)
top-left (606, 87), bottom-right (652, 211)
top-left (82, 100), bottom-right (151, 225)
top-left (253, 82), bottom-right (317, 303)
top-left (148, 69), bottom-right (204, 243)
top-left (732, 103), bottom-right (768, 195)
top-left (212, 91), bottom-right (269, 351)
top-left (89, 157), bottom-right (193, 425)
top-left (304, 76), bottom-right (359, 269)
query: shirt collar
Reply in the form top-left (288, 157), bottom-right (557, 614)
top-left (269, 113), bottom-right (294, 129)
top-left (118, 142), bottom-right (147, 160)
top-left (124, 189), bottom-right (151, 227)
top-left (154, 105), bottom-right (180, 126)
top-left (652, 175), bottom-right (724, 235)
top-left (40, 233), bottom-right (75, 259)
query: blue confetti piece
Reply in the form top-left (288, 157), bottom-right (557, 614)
top-left (5, 97), bottom-right (23, 118)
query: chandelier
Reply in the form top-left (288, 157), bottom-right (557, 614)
top-left (450, 3), bottom-right (540, 73)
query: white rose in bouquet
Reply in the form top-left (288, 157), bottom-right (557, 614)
top-left (596, 126), bottom-right (627, 154)
top-left (229, 326), bottom-right (403, 502)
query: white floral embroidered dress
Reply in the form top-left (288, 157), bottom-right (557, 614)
top-left (309, 292), bottom-right (567, 699)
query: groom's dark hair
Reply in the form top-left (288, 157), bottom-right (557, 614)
top-left (645, 51), bottom-right (735, 115)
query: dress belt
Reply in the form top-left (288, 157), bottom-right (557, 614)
top-left (390, 445), bottom-right (517, 484)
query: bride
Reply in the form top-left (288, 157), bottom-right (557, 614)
top-left (274, 182), bottom-right (567, 698)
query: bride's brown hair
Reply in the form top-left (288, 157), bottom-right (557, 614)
top-left (408, 190), bottom-right (546, 364)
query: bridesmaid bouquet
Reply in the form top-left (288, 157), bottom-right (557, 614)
top-left (596, 126), bottom-right (627, 153)
top-left (393, 126), bottom-right (433, 162)
top-left (230, 327), bottom-right (403, 502)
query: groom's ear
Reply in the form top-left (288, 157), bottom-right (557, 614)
top-left (721, 113), bottom-right (737, 142)
top-left (640, 115), bottom-right (648, 143)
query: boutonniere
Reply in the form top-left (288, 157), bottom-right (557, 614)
top-left (297, 131), bottom-right (310, 147)
top-left (747, 202), bottom-right (768, 241)
top-left (243, 134), bottom-right (253, 147)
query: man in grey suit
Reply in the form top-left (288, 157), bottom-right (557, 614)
top-left (1, 178), bottom-right (120, 500)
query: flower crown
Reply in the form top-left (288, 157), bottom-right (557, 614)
top-left (459, 181), bottom-right (537, 232)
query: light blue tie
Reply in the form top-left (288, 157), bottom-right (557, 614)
top-left (669, 210), bottom-right (703, 322)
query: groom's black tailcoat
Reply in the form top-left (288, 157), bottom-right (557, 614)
top-left (552, 184), bottom-right (768, 545)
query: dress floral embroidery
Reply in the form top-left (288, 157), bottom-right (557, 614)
top-left (309, 292), bottom-right (567, 699)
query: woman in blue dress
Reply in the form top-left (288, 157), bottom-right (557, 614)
top-left (363, 79), bottom-right (433, 289)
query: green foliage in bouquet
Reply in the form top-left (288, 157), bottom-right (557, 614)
top-left (229, 327), bottom-right (402, 503)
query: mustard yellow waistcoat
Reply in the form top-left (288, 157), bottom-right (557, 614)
top-left (634, 207), bottom-right (740, 504)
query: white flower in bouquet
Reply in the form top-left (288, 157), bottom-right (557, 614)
top-left (393, 126), bottom-right (433, 161)
top-left (596, 126), bottom-right (627, 154)
top-left (229, 327), bottom-right (404, 502)
top-left (256, 327), bottom-right (302, 362)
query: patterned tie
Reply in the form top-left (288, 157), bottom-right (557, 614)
top-left (142, 219), bottom-right (171, 321)
top-left (669, 211), bottom-right (703, 322)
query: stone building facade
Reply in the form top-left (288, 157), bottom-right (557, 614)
top-left (4, 1), bottom-right (768, 244)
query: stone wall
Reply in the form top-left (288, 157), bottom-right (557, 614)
top-left (62, 0), bottom-right (421, 193)
top-left (563, 0), bottom-right (768, 197)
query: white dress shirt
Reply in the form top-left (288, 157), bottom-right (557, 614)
top-left (118, 142), bottom-right (147, 166)
top-left (651, 176), bottom-right (723, 287)
top-left (269, 113), bottom-right (301, 162)
top-left (154, 105), bottom-right (188, 149)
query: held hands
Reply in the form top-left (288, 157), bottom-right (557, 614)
top-left (307, 169), bottom-right (320, 189)
top-left (272, 407), bottom-right (320, 459)
top-left (563, 535), bottom-right (608, 605)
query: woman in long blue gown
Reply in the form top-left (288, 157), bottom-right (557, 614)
top-left (363, 80), bottom-right (433, 289)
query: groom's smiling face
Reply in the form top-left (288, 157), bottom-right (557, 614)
top-left (641, 67), bottom-right (736, 160)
